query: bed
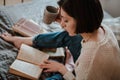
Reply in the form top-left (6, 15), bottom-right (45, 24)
top-left (0, 0), bottom-right (120, 80)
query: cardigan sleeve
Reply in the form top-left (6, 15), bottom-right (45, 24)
top-left (63, 46), bottom-right (99, 80)
top-left (63, 71), bottom-right (75, 80)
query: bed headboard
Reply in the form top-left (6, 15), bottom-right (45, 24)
top-left (0, 0), bottom-right (32, 6)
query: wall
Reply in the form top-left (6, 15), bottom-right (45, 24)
top-left (0, 0), bottom-right (32, 6)
top-left (100, 0), bottom-right (120, 17)
top-left (0, 0), bottom-right (4, 5)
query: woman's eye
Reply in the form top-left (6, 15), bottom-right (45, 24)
top-left (64, 20), bottom-right (68, 23)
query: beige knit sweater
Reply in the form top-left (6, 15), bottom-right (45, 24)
top-left (63, 25), bottom-right (120, 80)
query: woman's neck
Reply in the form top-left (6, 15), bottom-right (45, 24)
top-left (81, 30), bottom-right (98, 43)
top-left (80, 27), bottom-right (105, 43)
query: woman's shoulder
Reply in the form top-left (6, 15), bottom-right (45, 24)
top-left (101, 24), bottom-right (120, 51)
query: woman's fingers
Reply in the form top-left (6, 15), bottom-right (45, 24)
top-left (40, 60), bottom-right (68, 74)
top-left (43, 68), bottom-right (54, 72)
top-left (44, 60), bottom-right (51, 64)
top-left (40, 60), bottom-right (50, 68)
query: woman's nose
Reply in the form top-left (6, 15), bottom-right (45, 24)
top-left (60, 21), bottom-right (65, 28)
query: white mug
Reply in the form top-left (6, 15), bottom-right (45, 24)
top-left (43, 6), bottom-right (58, 24)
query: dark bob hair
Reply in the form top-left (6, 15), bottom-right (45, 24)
top-left (58, 0), bottom-right (104, 33)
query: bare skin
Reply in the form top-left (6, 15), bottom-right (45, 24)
top-left (0, 32), bottom-right (33, 49)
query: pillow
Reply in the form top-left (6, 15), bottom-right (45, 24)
top-left (103, 10), bottom-right (113, 19)
top-left (102, 17), bottom-right (120, 47)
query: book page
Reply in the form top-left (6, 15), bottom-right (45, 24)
top-left (12, 18), bottom-right (47, 37)
top-left (17, 44), bottom-right (49, 65)
top-left (9, 59), bottom-right (41, 80)
top-left (46, 48), bottom-right (65, 57)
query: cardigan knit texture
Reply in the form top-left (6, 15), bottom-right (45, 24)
top-left (63, 25), bottom-right (120, 80)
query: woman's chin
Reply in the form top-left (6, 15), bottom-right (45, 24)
top-left (68, 33), bottom-right (76, 36)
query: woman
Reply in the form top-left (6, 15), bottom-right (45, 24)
top-left (39, 0), bottom-right (120, 80)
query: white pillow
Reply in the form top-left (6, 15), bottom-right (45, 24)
top-left (102, 17), bottom-right (120, 46)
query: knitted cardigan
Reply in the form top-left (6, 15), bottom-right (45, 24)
top-left (63, 24), bottom-right (120, 80)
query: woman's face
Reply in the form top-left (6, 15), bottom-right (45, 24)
top-left (60, 8), bottom-right (77, 36)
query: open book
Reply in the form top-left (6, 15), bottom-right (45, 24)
top-left (9, 44), bottom-right (65, 80)
top-left (12, 18), bottom-right (47, 37)
top-left (9, 44), bottom-right (49, 80)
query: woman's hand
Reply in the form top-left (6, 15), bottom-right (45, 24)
top-left (55, 7), bottom-right (61, 23)
top-left (40, 60), bottom-right (68, 75)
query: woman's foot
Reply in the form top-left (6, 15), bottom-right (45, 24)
top-left (0, 32), bottom-right (15, 42)
top-left (0, 32), bottom-right (23, 48)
